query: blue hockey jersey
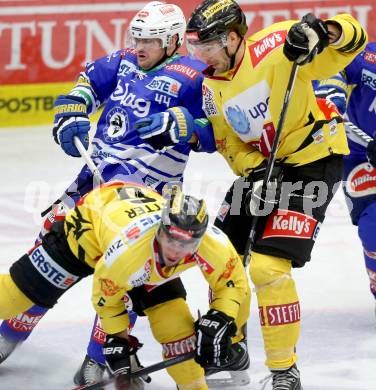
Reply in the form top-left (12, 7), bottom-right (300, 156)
top-left (67, 49), bottom-right (211, 198)
top-left (314, 42), bottom-right (376, 158)
top-left (344, 42), bottom-right (376, 156)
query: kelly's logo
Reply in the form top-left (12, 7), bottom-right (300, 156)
top-left (249, 31), bottom-right (287, 67)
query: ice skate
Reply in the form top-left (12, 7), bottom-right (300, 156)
top-left (0, 333), bottom-right (19, 364)
top-left (73, 354), bottom-right (106, 385)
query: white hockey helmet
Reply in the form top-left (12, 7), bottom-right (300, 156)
top-left (129, 1), bottom-right (186, 48)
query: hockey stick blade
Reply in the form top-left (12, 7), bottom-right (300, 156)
top-left (70, 351), bottom-right (195, 390)
top-left (206, 370), bottom-right (251, 388)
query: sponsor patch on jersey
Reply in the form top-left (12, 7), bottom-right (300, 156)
top-left (146, 76), bottom-right (182, 97)
top-left (118, 58), bottom-right (137, 76)
top-left (128, 258), bottom-right (152, 287)
top-left (364, 51), bottom-right (376, 64)
top-left (265, 301), bottom-right (300, 326)
top-left (329, 119), bottom-right (338, 136)
top-left (202, 84), bottom-right (218, 116)
top-left (312, 128), bottom-right (324, 144)
top-left (195, 252), bottom-right (215, 274)
top-left (124, 213), bottom-right (161, 243)
top-left (165, 64), bottom-right (199, 80)
top-left (361, 68), bottom-right (376, 90)
top-left (105, 106), bottom-right (129, 143)
top-left (345, 162), bottom-right (376, 197)
top-left (7, 312), bottom-right (45, 332)
top-left (262, 209), bottom-right (318, 240)
top-left (223, 80), bottom-right (271, 142)
top-left (249, 30), bottom-right (287, 67)
top-left (99, 278), bottom-right (121, 296)
top-left (104, 237), bottom-right (128, 268)
top-left (111, 79), bottom-right (151, 118)
top-left (29, 245), bottom-right (79, 289)
top-left (162, 333), bottom-right (196, 358)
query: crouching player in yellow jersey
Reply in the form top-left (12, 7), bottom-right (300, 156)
top-left (0, 181), bottom-right (250, 389)
top-left (135, 1), bottom-right (368, 388)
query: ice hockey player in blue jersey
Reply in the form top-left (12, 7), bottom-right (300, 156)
top-left (314, 42), bottom-right (376, 312)
top-left (0, 1), bottom-right (215, 386)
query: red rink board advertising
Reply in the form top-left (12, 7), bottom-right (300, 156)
top-left (1, 0), bottom-right (375, 126)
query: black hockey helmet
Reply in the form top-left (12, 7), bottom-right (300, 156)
top-left (159, 186), bottom-right (209, 244)
top-left (186, 0), bottom-right (248, 44)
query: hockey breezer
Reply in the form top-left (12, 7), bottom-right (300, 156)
top-left (71, 351), bottom-right (195, 390)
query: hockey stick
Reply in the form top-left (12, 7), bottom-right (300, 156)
top-left (71, 351), bottom-right (196, 390)
top-left (243, 61), bottom-right (299, 268)
top-left (41, 138), bottom-right (104, 217)
top-left (344, 121), bottom-right (373, 147)
top-left (73, 137), bottom-right (105, 185)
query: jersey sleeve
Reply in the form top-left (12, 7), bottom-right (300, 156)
top-left (91, 260), bottom-right (130, 335)
top-left (196, 226), bottom-right (250, 320)
top-left (68, 50), bottom-right (125, 115)
top-left (178, 69), bottom-right (217, 153)
top-left (297, 14), bottom-right (367, 81)
top-left (219, 132), bottom-right (266, 176)
top-left (344, 50), bottom-right (364, 85)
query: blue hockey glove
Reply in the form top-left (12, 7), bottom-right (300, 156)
top-left (52, 95), bottom-right (90, 157)
top-left (367, 139), bottom-right (376, 167)
top-left (135, 106), bottom-right (195, 150)
top-left (284, 13), bottom-right (330, 65)
top-left (313, 72), bottom-right (348, 116)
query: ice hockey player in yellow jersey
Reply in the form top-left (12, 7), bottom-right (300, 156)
top-left (0, 181), bottom-right (250, 389)
top-left (135, 1), bottom-right (367, 388)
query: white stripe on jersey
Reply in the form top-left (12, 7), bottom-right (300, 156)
top-left (91, 138), bottom-right (189, 183)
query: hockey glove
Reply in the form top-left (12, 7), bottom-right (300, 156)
top-left (313, 73), bottom-right (348, 116)
top-left (245, 164), bottom-right (283, 217)
top-left (103, 334), bottom-right (151, 385)
top-left (284, 13), bottom-right (330, 65)
top-left (53, 94), bottom-right (90, 157)
top-left (135, 106), bottom-right (195, 150)
top-left (367, 139), bottom-right (376, 167)
top-left (195, 309), bottom-right (237, 369)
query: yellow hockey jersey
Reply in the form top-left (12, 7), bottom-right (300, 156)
top-left (64, 181), bottom-right (249, 334)
top-left (202, 14), bottom-right (367, 176)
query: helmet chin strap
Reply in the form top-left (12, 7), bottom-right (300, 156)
top-left (149, 41), bottom-right (180, 70)
top-left (224, 38), bottom-right (244, 71)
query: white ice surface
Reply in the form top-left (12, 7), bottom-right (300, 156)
top-left (0, 126), bottom-right (375, 390)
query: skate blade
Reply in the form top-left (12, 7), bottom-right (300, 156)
top-left (206, 370), bottom-right (251, 388)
